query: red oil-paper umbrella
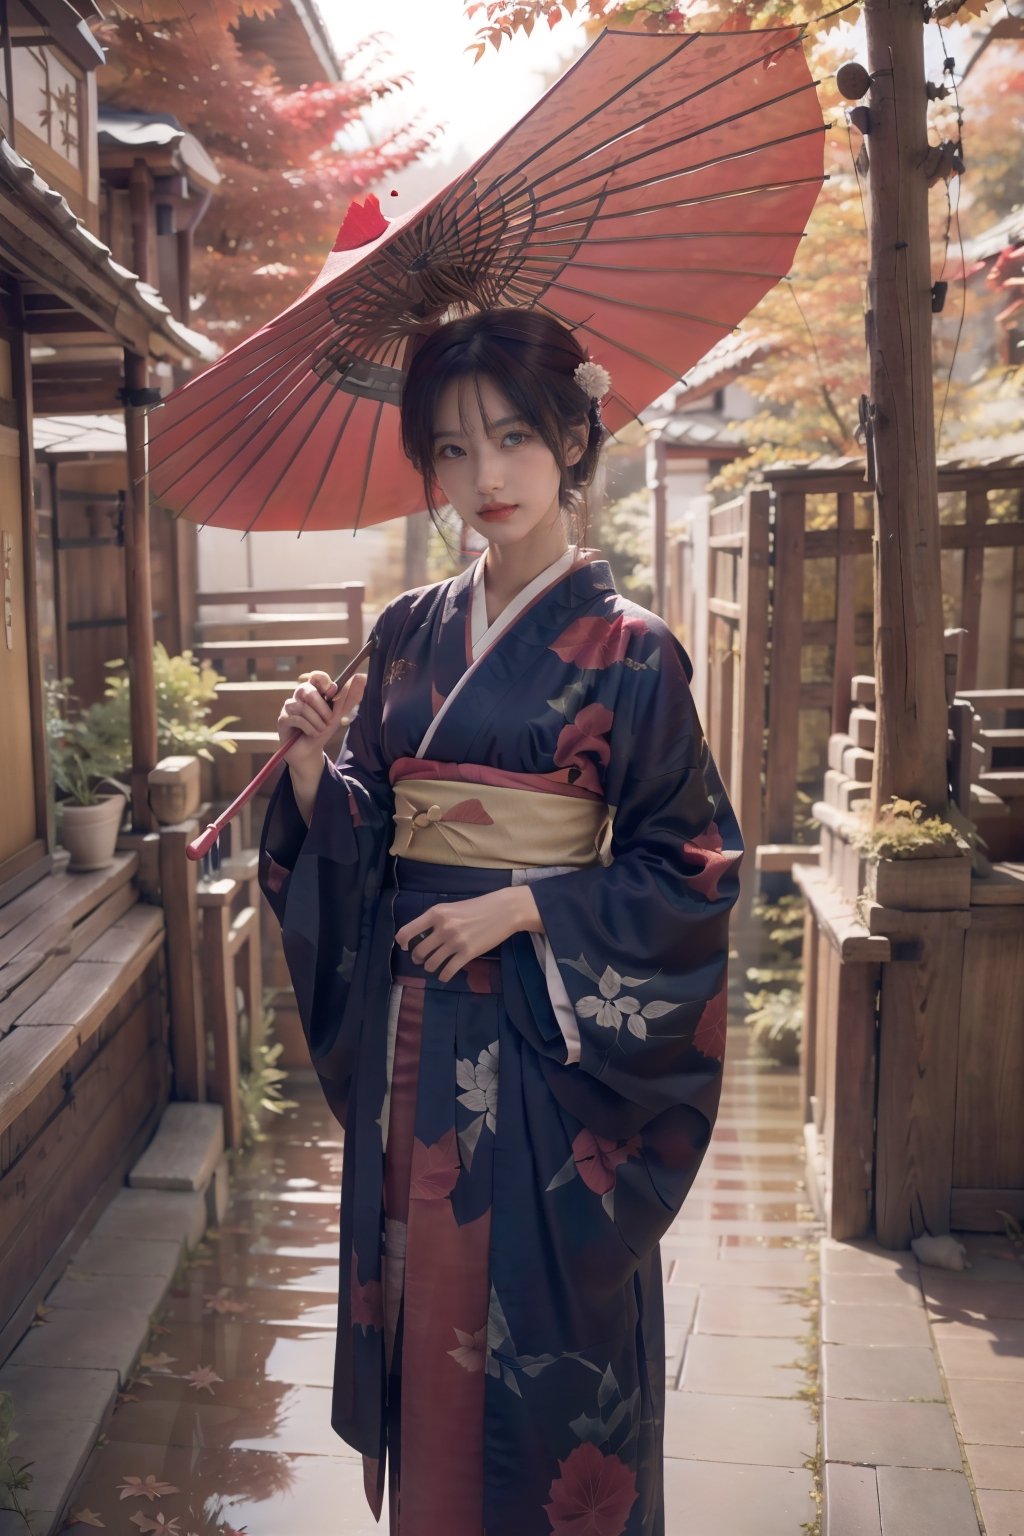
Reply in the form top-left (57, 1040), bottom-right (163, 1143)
top-left (166, 23), bottom-right (824, 856)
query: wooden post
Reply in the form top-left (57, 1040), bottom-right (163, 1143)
top-left (404, 510), bottom-right (429, 589)
top-left (157, 818), bottom-right (206, 1101)
top-left (648, 435), bottom-right (668, 617)
top-left (864, 0), bottom-right (949, 819)
top-left (129, 159), bottom-right (153, 287)
top-left (123, 349), bottom-right (158, 830)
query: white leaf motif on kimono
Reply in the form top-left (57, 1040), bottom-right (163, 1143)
top-left (448, 1324), bottom-right (487, 1373)
top-left (573, 963), bottom-right (671, 1035)
top-left (456, 1041), bottom-right (499, 1132)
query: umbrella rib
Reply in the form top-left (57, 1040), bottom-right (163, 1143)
top-left (159, 362), bottom-right (328, 515)
top-left (151, 322), bottom-right (338, 489)
top-left (235, 371), bottom-right (344, 537)
top-left (521, 228), bottom-right (809, 248)
top-left (529, 120), bottom-right (827, 218)
top-left (150, 306), bottom-right (336, 452)
top-left (470, 33), bottom-right (700, 206)
top-left (294, 392), bottom-right (362, 540)
top-left (522, 69), bottom-right (822, 206)
top-left (530, 294), bottom-right (693, 386)
top-left (511, 255), bottom-right (791, 281)
top-left (531, 174), bottom-right (826, 233)
top-left (546, 279), bottom-right (736, 332)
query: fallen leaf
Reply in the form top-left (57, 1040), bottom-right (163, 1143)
top-left (150, 1323), bottom-right (173, 1337)
top-left (139, 1353), bottom-right (176, 1372)
top-left (220, 1524), bottom-right (248, 1536)
top-left (203, 1291), bottom-right (248, 1316)
top-left (67, 1510), bottom-right (106, 1528)
top-left (116, 1392), bottom-right (140, 1405)
top-left (31, 1303), bottom-right (52, 1326)
top-left (185, 1365), bottom-right (223, 1394)
top-left (129, 1514), bottom-right (181, 1534)
top-left (117, 1474), bottom-right (180, 1501)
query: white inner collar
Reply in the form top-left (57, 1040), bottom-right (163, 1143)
top-left (470, 545), bottom-right (577, 662)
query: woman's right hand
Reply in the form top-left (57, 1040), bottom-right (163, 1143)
top-left (277, 669), bottom-right (367, 777)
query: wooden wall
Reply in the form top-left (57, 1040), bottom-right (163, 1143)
top-left (0, 952), bottom-right (167, 1355)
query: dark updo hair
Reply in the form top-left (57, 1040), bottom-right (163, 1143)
top-left (399, 308), bottom-right (606, 533)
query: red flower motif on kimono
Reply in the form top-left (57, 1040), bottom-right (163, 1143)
top-left (350, 1252), bottom-right (383, 1332)
top-left (544, 1441), bottom-right (639, 1536)
top-left (572, 1128), bottom-right (642, 1196)
top-left (549, 614), bottom-right (648, 670)
top-left (554, 703), bottom-right (614, 795)
top-left (692, 983), bottom-right (727, 1061)
top-left (410, 1127), bottom-right (461, 1201)
top-left (681, 820), bottom-right (740, 902)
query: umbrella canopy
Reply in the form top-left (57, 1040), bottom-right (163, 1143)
top-left (149, 25), bottom-right (824, 534)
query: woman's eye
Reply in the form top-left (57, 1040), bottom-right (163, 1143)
top-left (503, 431), bottom-right (529, 447)
top-left (437, 444), bottom-right (464, 460)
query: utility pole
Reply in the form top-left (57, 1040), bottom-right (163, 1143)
top-left (858, 0), bottom-right (951, 820)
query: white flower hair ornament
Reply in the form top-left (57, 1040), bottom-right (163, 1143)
top-left (573, 359), bottom-right (612, 402)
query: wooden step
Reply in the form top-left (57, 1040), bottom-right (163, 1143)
top-left (977, 770), bottom-right (1024, 798)
top-left (0, 904), bottom-right (165, 1136)
top-left (198, 614), bottom-right (354, 644)
top-left (197, 583), bottom-right (362, 607)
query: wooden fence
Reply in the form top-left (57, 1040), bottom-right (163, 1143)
top-left (667, 457), bottom-right (1024, 916)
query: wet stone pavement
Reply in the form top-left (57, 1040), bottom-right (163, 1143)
top-left (62, 1022), bottom-right (821, 1534)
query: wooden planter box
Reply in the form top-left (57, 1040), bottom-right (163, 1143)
top-left (864, 849), bottom-right (972, 911)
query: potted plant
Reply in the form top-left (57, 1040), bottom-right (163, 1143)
top-left (45, 679), bottom-right (129, 871)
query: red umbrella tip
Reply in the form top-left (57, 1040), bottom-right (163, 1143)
top-left (333, 194), bottom-right (390, 252)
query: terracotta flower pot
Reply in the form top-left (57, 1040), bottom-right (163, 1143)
top-left (59, 793), bottom-right (128, 872)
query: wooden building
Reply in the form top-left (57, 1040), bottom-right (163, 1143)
top-left (0, 0), bottom-right (213, 1359)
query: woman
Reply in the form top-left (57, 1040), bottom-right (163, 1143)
top-left (258, 308), bottom-right (744, 1536)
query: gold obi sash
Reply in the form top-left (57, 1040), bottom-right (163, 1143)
top-left (390, 778), bottom-right (611, 870)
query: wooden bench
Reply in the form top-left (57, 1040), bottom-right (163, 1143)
top-left (0, 901), bottom-right (165, 1138)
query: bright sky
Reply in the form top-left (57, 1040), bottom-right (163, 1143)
top-left (318, 0), bottom-right (585, 170)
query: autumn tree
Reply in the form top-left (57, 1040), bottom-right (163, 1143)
top-left (97, 1), bottom-right (435, 340)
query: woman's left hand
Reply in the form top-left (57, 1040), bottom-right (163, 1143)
top-left (394, 887), bottom-right (543, 983)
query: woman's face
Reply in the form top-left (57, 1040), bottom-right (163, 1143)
top-left (430, 374), bottom-right (580, 548)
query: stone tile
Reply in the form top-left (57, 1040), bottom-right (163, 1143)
top-left (823, 1398), bottom-right (963, 1469)
top-left (46, 1267), bottom-right (169, 1316)
top-left (824, 1271), bottom-right (924, 1307)
top-left (974, 1486), bottom-right (1024, 1536)
top-left (923, 1276), bottom-right (1024, 1322)
top-left (673, 1218), bottom-right (817, 1238)
top-left (8, 1307), bottom-right (154, 1385)
top-left (662, 1283), bottom-right (698, 1331)
top-left (945, 1377), bottom-right (1024, 1445)
top-left (662, 1457), bottom-right (816, 1535)
top-left (0, 1413), bottom-right (97, 1529)
top-left (664, 1390), bottom-right (816, 1467)
top-left (967, 1445), bottom-right (1024, 1492)
top-left (90, 1187), bottom-right (207, 1247)
top-left (0, 1363), bottom-right (117, 1424)
top-left (680, 1333), bottom-right (806, 1397)
top-left (821, 1239), bottom-right (918, 1277)
top-left (875, 1466), bottom-right (981, 1536)
top-left (70, 1235), bottom-right (183, 1280)
top-left (824, 1461), bottom-right (882, 1536)
top-left (667, 1256), bottom-right (817, 1288)
top-left (695, 1286), bottom-right (810, 1338)
top-left (934, 1335), bottom-right (1024, 1381)
top-left (107, 1319), bottom-right (337, 1389)
top-left (823, 1303), bottom-right (932, 1348)
top-left (159, 1283), bottom-right (338, 1330)
top-left (129, 1101), bottom-right (225, 1191)
top-left (822, 1343), bottom-right (944, 1401)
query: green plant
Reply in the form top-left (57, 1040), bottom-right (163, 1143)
top-left (102, 644), bottom-right (239, 763)
top-left (45, 648), bottom-right (239, 808)
top-left (847, 796), bottom-right (975, 860)
top-left (590, 488), bottom-right (654, 607)
top-left (0, 1392), bottom-right (36, 1531)
top-left (238, 1002), bottom-right (298, 1148)
top-left (44, 679), bottom-right (127, 806)
top-left (745, 988), bottom-right (804, 1064)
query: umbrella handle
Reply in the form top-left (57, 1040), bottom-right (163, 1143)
top-left (185, 634), bottom-right (377, 862)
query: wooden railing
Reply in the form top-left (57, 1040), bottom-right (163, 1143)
top-left (666, 457), bottom-right (1024, 901)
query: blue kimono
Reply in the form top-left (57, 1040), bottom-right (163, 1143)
top-left (258, 549), bottom-right (743, 1536)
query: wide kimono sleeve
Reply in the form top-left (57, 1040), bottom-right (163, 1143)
top-left (257, 612), bottom-right (395, 1127)
top-left (505, 613), bottom-right (744, 1257)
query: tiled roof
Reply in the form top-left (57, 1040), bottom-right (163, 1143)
top-left (0, 133), bottom-right (219, 364)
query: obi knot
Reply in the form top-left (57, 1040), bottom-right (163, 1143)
top-left (412, 804), bottom-right (443, 830)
